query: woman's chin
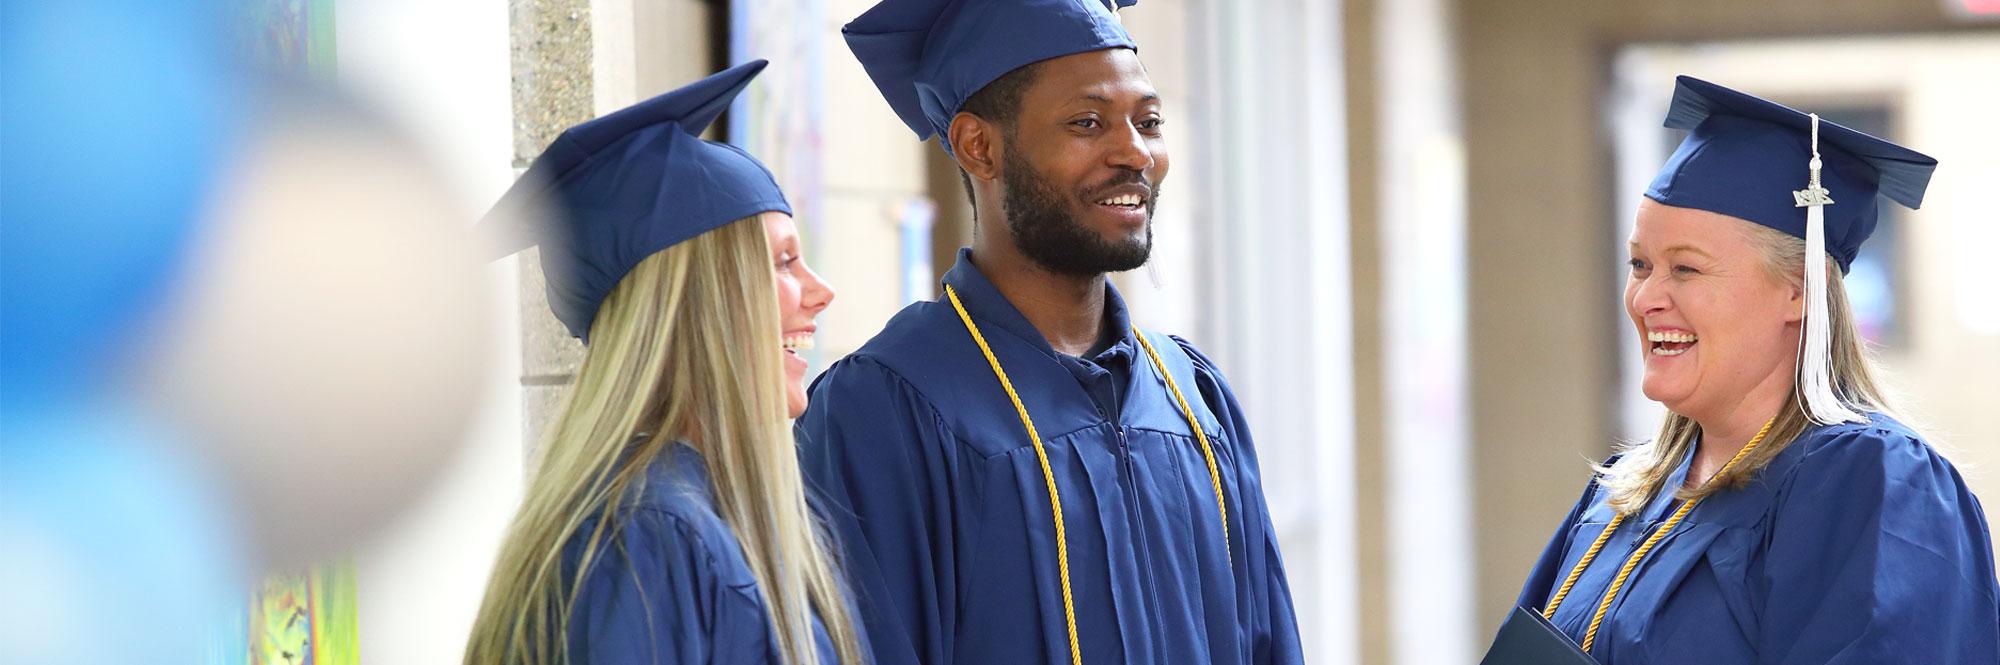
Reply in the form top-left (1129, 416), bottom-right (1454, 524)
top-left (1640, 380), bottom-right (1690, 411)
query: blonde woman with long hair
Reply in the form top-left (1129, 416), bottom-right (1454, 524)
top-left (466, 61), bottom-right (865, 665)
top-left (1494, 77), bottom-right (1997, 665)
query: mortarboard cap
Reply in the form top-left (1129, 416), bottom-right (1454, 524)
top-left (483, 60), bottom-right (789, 343)
top-left (1644, 75), bottom-right (1937, 274)
top-left (844, 0), bottom-right (1139, 152)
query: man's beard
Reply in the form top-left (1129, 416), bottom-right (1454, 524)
top-left (999, 146), bottom-right (1156, 277)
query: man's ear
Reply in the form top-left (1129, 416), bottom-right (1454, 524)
top-left (949, 112), bottom-right (1001, 183)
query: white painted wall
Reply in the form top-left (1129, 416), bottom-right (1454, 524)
top-left (1373, 0), bottom-right (1476, 662)
top-left (334, 1), bottom-right (522, 663)
top-left (1184, 0), bottom-right (1360, 661)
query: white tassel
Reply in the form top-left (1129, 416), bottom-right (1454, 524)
top-left (1796, 113), bottom-right (1864, 425)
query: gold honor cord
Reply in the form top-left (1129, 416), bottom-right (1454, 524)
top-left (1130, 327), bottom-right (1231, 558)
top-left (944, 286), bottom-right (1081, 665)
top-left (1540, 417), bottom-right (1776, 653)
top-left (943, 286), bottom-right (1232, 665)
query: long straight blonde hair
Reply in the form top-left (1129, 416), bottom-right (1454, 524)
top-left (1598, 221), bottom-right (1902, 514)
top-left (465, 217), bottom-right (862, 665)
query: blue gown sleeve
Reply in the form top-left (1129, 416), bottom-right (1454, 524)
top-left (1173, 336), bottom-right (1307, 665)
top-left (566, 509), bottom-right (722, 665)
top-left (796, 357), bottom-right (959, 665)
top-left (1757, 428), bottom-right (2000, 665)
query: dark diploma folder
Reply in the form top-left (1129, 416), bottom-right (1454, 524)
top-left (1480, 606), bottom-right (1600, 665)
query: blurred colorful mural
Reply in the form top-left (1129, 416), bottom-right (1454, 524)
top-left (247, 567), bottom-right (360, 665)
top-left (222, 2), bottom-right (361, 663)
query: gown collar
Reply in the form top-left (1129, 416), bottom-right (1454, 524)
top-left (940, 247), bottom-right (1137, 361)
top-left (1639, 441), bottom-right (1699, 523)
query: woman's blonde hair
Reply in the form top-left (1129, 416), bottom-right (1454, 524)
top-left (1598, 221), bottom-right (1900, 514)
top-left (465, 217), bottom-right (862, 665)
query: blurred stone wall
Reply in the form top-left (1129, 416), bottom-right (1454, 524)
top-left (509, 0), bottom-right (592, 456)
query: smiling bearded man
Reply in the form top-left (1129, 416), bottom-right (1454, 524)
top-left (792, 1), bottom-right (1304, 664)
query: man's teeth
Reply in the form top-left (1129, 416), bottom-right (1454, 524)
top-left (782, 334), bottom-right (815, 351)
top-left (1097, 193), bottom-right (1144, 207)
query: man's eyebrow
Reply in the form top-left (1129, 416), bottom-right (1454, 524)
top-left (1072, 93), bottom-right (1160, 104)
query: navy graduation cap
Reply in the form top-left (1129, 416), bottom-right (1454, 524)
top-left (845, 0), bottom-right (1140, 152)
top-left (1644, 75), bottom-right (1937, 274)
top-left (1642, 75), bottom-right (1939, 425)
top-left (484, 60), bottom-right (788, 342)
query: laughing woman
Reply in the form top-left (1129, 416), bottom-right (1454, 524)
top-left (464, 61), bottom-right (864, 665)
top-left (1510, 77), bottom-right (1998, 664)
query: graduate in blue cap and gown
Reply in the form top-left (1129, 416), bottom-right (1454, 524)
top-left (1504, 76), bottom-right (2000, 664)
top-left (464, 61), bottom-right (867, 665)
top-left (795, 1), bottom-right (1304, 664)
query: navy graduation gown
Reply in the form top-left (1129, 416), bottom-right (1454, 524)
top-left (1516, 415), bottom-right (2000, 664)
top-left (796, 249), bottom-right (1304, 665)
top-left (563, 444), bottom-right (848, 665)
